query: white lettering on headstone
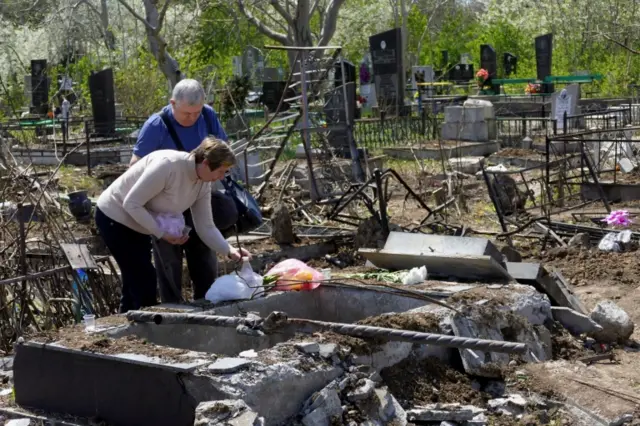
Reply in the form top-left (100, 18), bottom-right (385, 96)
top-left (232, 57), bottom-right (242, 77)
top-left (555, 90), bottom-right (572, 129)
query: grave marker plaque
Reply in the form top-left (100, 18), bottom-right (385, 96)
top-left (262, 81), bottom-right (291, 112)
top-left (503, 53), bottom-right (517, 76)
top-left (324, 59), bottom-right (356, 153)
top-left (480, 44), bottom-right (500, 94)
top-left (242, 46), bottom-right (264, 88)
top-left (535, 33), bottom-right (554, 93)
top-left (88, 68), bottom-right (116, 135)
top-left (30, 60), bottom-right (49, 115)
top-left (369, 28), bottom-right (405, 116)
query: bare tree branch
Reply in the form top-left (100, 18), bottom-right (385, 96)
top-left (236, 0), bottom-right (289, 45)
top-left (115, 0), bottom-right (157, 33)
top-left (600, 31), bottom-right (640, 54)
top-left (270, 0), bottom-right (294, 26)
top-left (318, 0), bottom-right (345, 46)
top-left (158, 0), bottom-right (172, 31)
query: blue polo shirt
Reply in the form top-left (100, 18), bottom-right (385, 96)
top-left (133, 104), bottom-right (228, 158)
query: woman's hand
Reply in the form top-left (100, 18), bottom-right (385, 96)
top-left (162, 233), bottom-right (189, 245)
top-left (228, 247), bottom-right (252, 261)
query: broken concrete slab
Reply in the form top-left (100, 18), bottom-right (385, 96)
top-left (383, 232), bottom-right (503, 263)
top-left (539, 270), bottom-right (587, 314)
top-left (551, 307), bottom-right (603, 335)
top-left (406, 403), bottom-right (484, 422)
top-left (347, 379), bottom-right (375, 401)
top-left (194, 399), bottom-right (263, 426)
top-left (589, 300), bottom-right (635, 343)
top-left (301, 383), bottom-right (343, 426)
top-left (358, 249), bottom-right (512, 282)
top-left (351, 341), bottom-right (414, 371)
top-left (318, 344), bottom-right (338, 359)
top-left (448, 157), bottom-right (485, 174)
top-left (505, 262), bottom-right (542, 283)
top-left (487, 394), bottom-right (527, 417)
top-left (451, 305), bottom-right (550, 377)
top-left (295, 342), bottom-right (320, 355)
top-left (207, 358), bottom-right (253, 374)
top-left (568, 233), bottom-right (591, 248)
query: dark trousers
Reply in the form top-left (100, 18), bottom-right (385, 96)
top-left (95, 207), bottom-right (157, 313)
top-left (154, 191), bottom-right (238, 303)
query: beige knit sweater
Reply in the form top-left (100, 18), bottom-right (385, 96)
top-left (97, 150), bottom-right (230, 255)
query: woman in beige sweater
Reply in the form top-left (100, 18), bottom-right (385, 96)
top-left (95, 137), bottom-right (251, 312)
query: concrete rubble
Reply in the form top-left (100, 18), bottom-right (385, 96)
top-left (588, 300), bottom-right (634, 343)
top-left (551, 306), bottom-right (603, 335)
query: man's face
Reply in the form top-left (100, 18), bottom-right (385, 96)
top-left (170, 99), bottom-right (202, 127)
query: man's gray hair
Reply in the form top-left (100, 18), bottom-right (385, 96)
top-left (171, 79), bottom-right (205, 106)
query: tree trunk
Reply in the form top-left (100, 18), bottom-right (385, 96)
top-left (142, 0), bottom-right (182, 88)
top-left (100, 0), bottom-right (116, 50)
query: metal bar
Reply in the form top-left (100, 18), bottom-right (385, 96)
top-left (126, 311), bottom-right (528, 354)
top-left (289, 318), bottom-right (527, 354)
top-left (374, 169), bottom-right (390, 238)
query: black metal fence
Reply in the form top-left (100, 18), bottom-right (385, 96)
top-left (352, 114), bottom-right (442, 149)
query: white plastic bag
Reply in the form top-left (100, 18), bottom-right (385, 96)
top-left (204, 258), bottom-right (264, 304)
top-left (401, 266), bottom-right (428, 285)
top-left (154, 212), bottom-right (187, 237)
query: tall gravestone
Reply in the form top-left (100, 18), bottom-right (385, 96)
top-left (242, 46), bottom-right (264, 89)
top-left (88, 68), bottom-right (116, 135)
top-left (324, 59), bottom-right (357, 154)
top-left (503, 53), bottom-right (517, 76)
top-left (369, 28), bottom-right (405, 116)
top-left (535, 33), bottom-right (553, 93)
top-left (480, 44), bottom-right (499, 94)
top-left (441, 50), bottom-right (449, 69)
top-left (30, 60), bottom-right (49, 115)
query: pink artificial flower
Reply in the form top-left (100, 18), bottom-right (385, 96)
top-left (602, 210), bottom-right (632, 228)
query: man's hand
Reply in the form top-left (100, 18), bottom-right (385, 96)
top-left (162, 233), bottom-right (189, 245)
top-left (228, 247), bottom-right (252, 261)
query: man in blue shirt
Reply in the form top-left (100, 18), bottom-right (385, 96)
top-left (130, 79), bottom-right (238, 304)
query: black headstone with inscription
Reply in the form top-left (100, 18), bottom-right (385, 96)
top-left (480, 44), bottom-right (500, 94)
top-left (441, 50), bottom-right (449, 69)
top-left (30, 60), bottom-right (49, 115)
top-left (261, 81), bottom-right (293, 112)
top-left (324, 59), bottom-right (357, 154)
top-left (535, 33), bottom-right (553, 93)
top-left (504, 53), bottom-right (517, 76)
top-left (449, 64), bottom-right (474, 83)
top-left (369, 28), bottom-right (405, 116)
top-left (88, 68), bottom-right (116, 135)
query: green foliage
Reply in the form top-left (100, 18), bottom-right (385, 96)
top-left (221, 75), bottom-right (251, 118)
top-left (113, 50), bottom-right (168, 117)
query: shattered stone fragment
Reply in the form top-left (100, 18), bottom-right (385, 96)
top-left (551, 306), bottom-right (603, 336)
top-left (347, 379), bottom-right (375, 401)
top-left (589, 300), bottom-right (635, 343)
top-left (207, 357), bottom-right (253, 374)
top-left (295, 342), bottom-right (320, 355)
top-left (406, 403), bottom-right (484, 422)
top-left (194, 399), bottom-right (263, 426)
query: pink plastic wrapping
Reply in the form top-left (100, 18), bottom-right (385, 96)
top-left (265, 259), bottom-right (323, 291)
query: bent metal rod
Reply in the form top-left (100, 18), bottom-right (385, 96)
top-left (125, 310), bottom-right (527, 355)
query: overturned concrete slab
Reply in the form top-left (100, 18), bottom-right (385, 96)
top-left (13, 340), bottom-right (343, 426)
top-left (383, 232), bottom-right (503, 263)
top-left (551, 307), bottom-right (603, 336)
top-left (358, 249), bottom-right (513, 281)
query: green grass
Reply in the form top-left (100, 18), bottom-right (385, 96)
top-left (56, 165), bottom-right (102, 195)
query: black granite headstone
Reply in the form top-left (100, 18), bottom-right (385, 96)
top-left (369, 28), bottom-right (405, 116)
top-left (449, 64), bottom-right (474, 83)
top-left (261, 81), bottom-right (292, 112)
top-left (441, 50), bottom-right (449, 69)
top-left (88, 68), bottom-right (116, 135)
top-left (324, 59), bottom-right (357, 153)
top-left (480, 44), bottom-right (500, 94)
top-left (504, 53), bottom-right (517, 76)
top-left (535, 33), bottom-right (553, 93)
top-left (30, 59), bottom-right (48, 115)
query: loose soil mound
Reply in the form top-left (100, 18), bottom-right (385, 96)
top-left (381, 356), bottom-right (487, 408)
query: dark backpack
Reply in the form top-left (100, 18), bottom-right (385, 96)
top-left (159, 109), bottom-right (263, 236)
